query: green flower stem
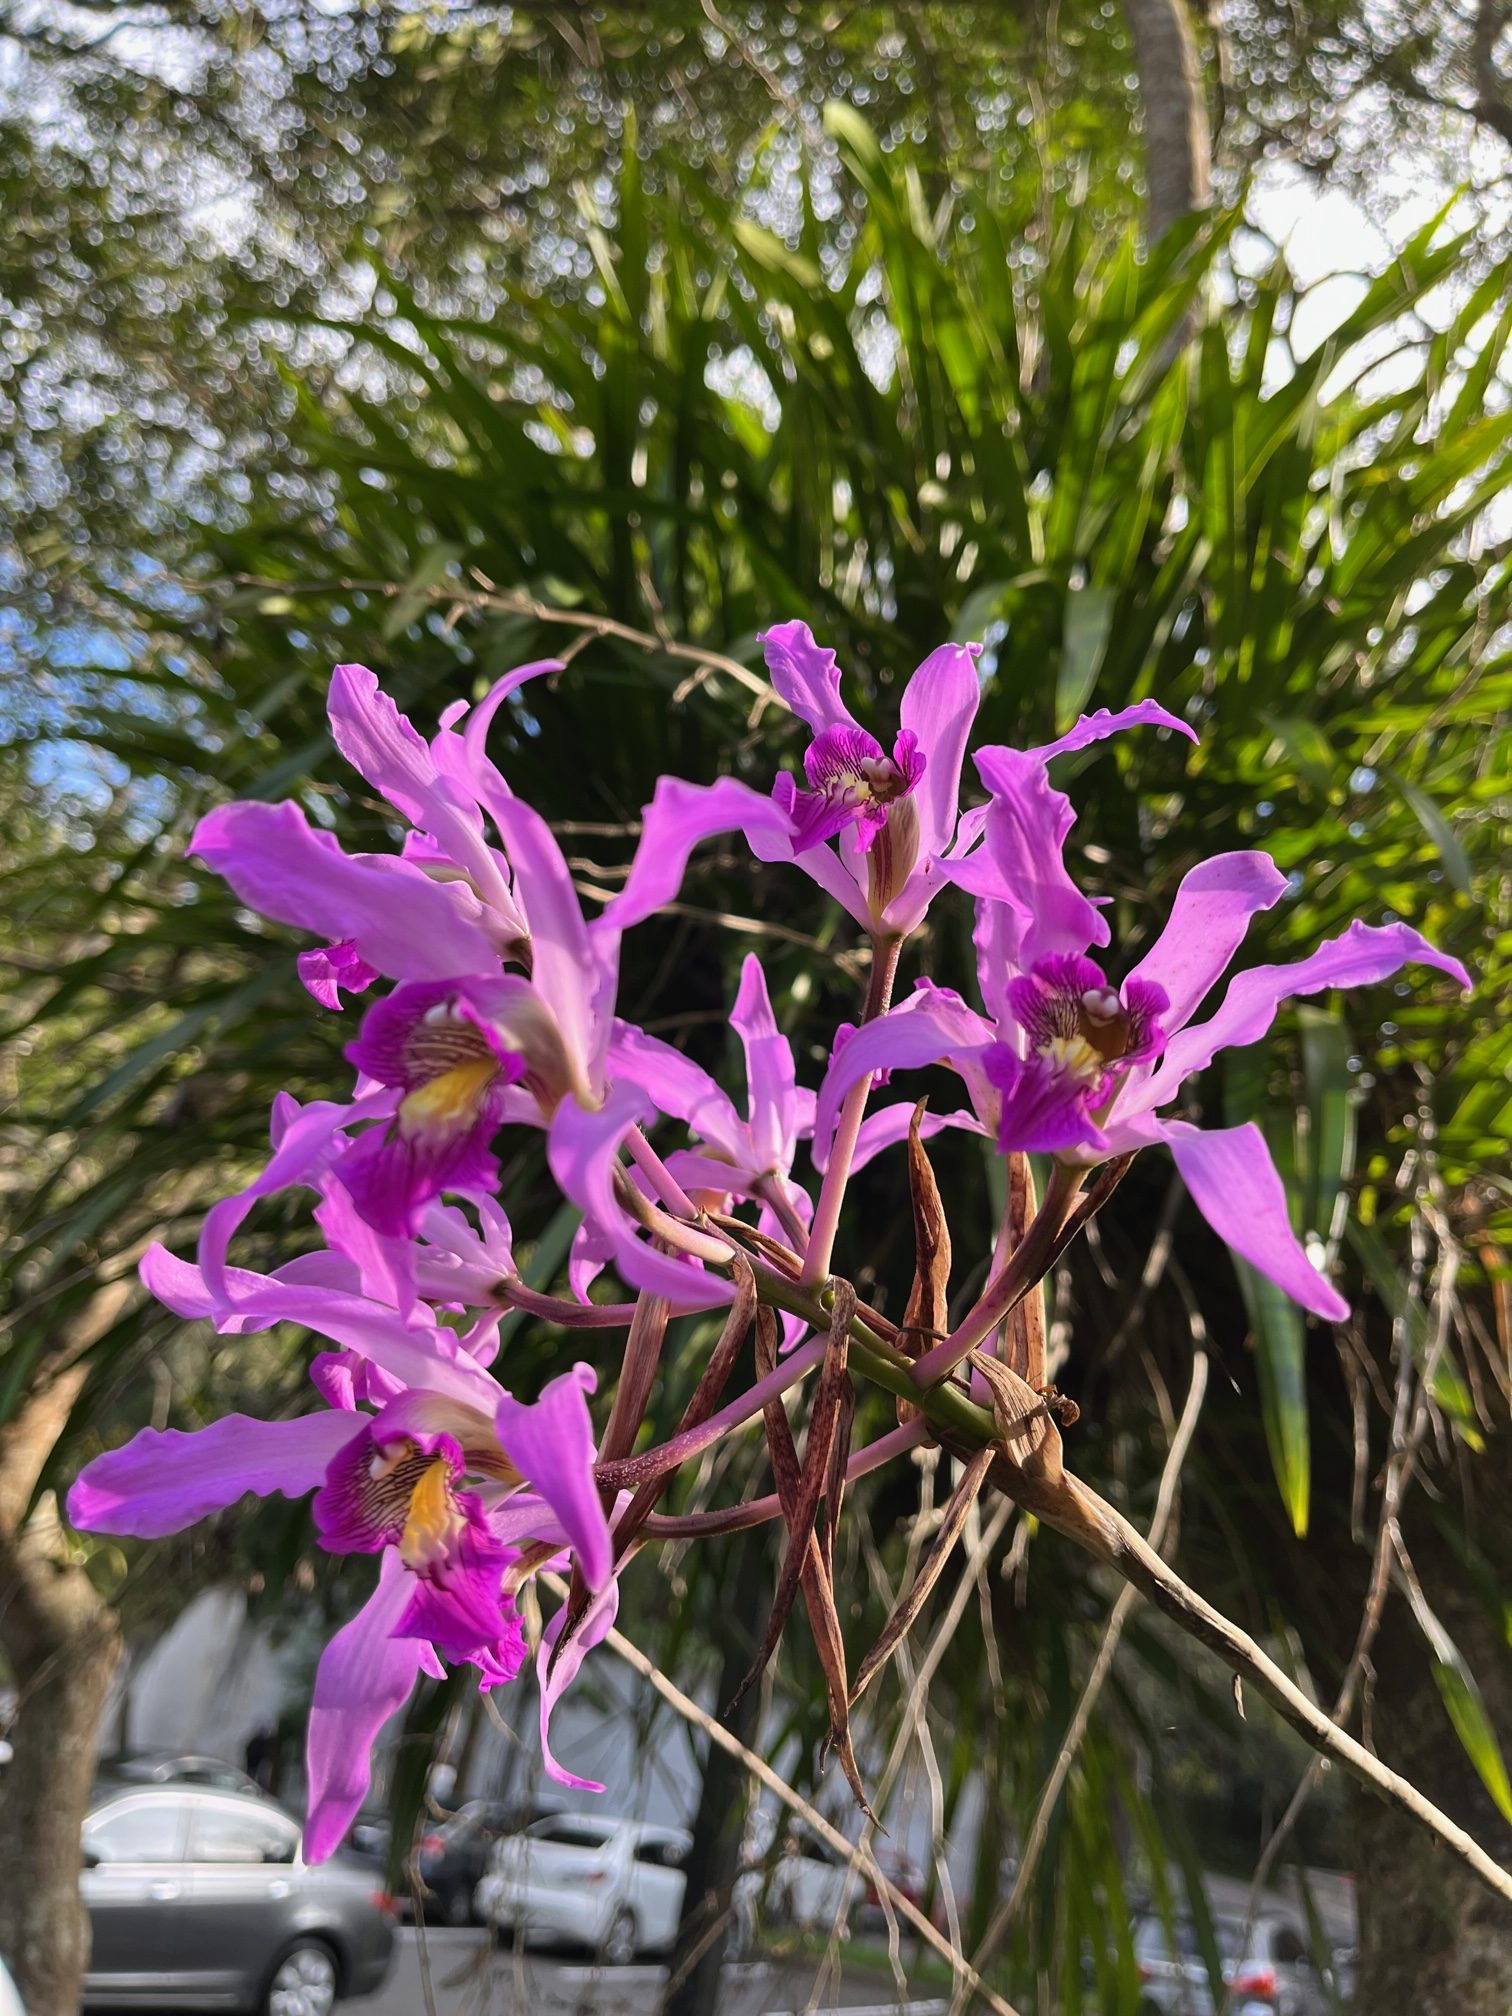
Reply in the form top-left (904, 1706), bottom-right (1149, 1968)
top-left (746, 1256), bottom-right (1000, 1449)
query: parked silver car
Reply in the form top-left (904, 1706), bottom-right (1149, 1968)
top-left (81, 1784), bottom-right (396, 2013)
top-left (97, 1750), bottom-right (263, 1797)
top-left (1134, 1910), bottom-right (1332, 2016)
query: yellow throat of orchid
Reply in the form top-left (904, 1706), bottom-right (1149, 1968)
top-left (399, 1056), bottom-right (499, 1137)
top-left (1040, 1033), bottom-right (1106, 1089)
top-left (399, 1455), bottom-right (467, 1570)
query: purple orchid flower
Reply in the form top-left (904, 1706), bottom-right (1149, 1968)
top-left (581, 955), bottom-right (965, 1323)
top-left (194, 661), bottom-right (557, 1000)
top-left (603, 621), bottom-right (1193, 941)
top-left (610, 954), bottom-right (816, 1242)
top-left (817, 841), bottom-right (1469, 1320)
top-left (196, 664), bottom-right (623, 1110)
top-left (140, 1179), bottom-right (525, 1423)
top-left (337, 979), bottom-right (528, 1237)
top-left (68, 1343), bottom-right (614, 1856)
top-left (192, 660), bottom-right (641, 1246)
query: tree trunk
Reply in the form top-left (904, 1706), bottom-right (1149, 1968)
top-left (663, 1531), bottom-right (764, 2016)
top-left (0, 1504), bottom-right (120, 2015)
top-left (0, 1285), bottom-right (131, 2014)
top-left (1121, 0), bottom-right (1212, 241)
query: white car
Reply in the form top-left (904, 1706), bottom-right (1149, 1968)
top-left (734, 1821), bottom-right (855, 1943)
top-left (474, 1814), bottom-right (690, 1963)
top-left (0, 1953), bottom-right (23, 2016)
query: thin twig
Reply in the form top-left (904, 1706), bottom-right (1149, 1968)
top-left (1026, 1464), bottom-right (1512, 1911)
top-left (962, 1321), bottom-right (1210, 1996)
top-left (216, 568), bottom-right (779, 715)
top-left (742, 1258), bottom-right (1512, 1911)
top-left (554, 1578), bottom-right (1026, 2016)
top-left (1243, 1219), bottom-right (1461, 1908)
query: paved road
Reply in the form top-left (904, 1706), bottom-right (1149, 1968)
top-left (359, 1931), bottom-right (946, 2015)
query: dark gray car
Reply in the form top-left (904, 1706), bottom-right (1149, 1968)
top-left (82, 1784), bottom-right (396, 2014)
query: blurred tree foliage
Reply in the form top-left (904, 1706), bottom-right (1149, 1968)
top-left (2, 5), bottom-right (1511, 2009)
top-left (5, 0), bottom-right (1512, 682)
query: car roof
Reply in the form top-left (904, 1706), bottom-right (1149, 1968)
top-left (528, 1813), bottom-right (688, 1843)
top-left (89, 1781), bottom-right (289, 1818)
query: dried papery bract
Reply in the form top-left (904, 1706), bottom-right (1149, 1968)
top-left (732, 1284), bottom-right (856, 1710)
top-left (611, 1259), bottom-right (759, 1560)
top-left (735, 1300), bottom-right (873, 1815)
top-left (897, 1100), bottom-right (952, 1425)
top-left (999, 1153), bottom-right (1047, 1385)
top-left (850, 1444), bottom-right (995, 1709)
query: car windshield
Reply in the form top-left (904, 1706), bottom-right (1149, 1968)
top-left (528, 1819), bottom-right (614, 1849)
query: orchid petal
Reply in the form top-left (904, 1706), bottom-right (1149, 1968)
top-left (547, 1088), bottom-right (736, 1312)
top-left (760, 620), bottom-right (858, 735)
top-left (495, 1365), bottom-right (612, 1593)
top-left (211, 1281), bottom-right (498, 1407)
top-left (899, 642), bottom-right (982, 858)
top-left (298, 940), bottom-right (379, 1012)
top-left (850, 1100), bottom-right (981, 1173)
top-left (1161, 1120), bottom-right (1349, 1321)
top-left (610, 1022), bottom-right (745, 1160)
top-left (1028, 698), bottom-right (1197, 763)
top-left (1139, 921), bottom-right (1472, 1112)
top-left (328, 663), bottom-right (477, 834)
top-left (197, 1088), bottom-right (397, 1301)
top-left (139, 1243), bottom-right (289, 1332)
top-left (304, 1555), bottom-right (429, 1862)
top-left (812, 988), bottom-right (996, 1165)
top-left (1125, 852), bottom-right (1289, 1036)
top-left (984, 1047), bottom-right (1111, 1158)
top-left (569, 1215), bottom-right (613, 1304)
top-left (329, 665), bottom-right (521, 929)
top-left (604, 776), bottom-right (792, 931)
top-left (313, 1181), bottom-right (415, 1315)
top-left (483, 792), bottom-right (615, 1094)
top-left (536, 1580), bottom-right (621, 1791)
top-left (67, 1412), bottom-right (359, 1540)
top-left (192, 801), bottom-right (498, 981)
top-left (957, 747), bottom-right (1108, 973)
top-left (660, 1148), bottom-right (761, 1202)
top-left (732, 955), bottom-right (800, 1171)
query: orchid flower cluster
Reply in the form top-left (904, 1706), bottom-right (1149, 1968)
top-left (68, 625), bottom-right (1468, 1863)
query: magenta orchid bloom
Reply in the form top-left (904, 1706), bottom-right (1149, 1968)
top-left (66, 611), bottom-right (1473, 1888)
top-left (604, 621), bottom-right (1193, 940)
top-left (194, 661), bottom-right (554, 991)
top-left (817, 844), bottom-right (1469, 1320)
top-left (195, 661), bottom-right (621, 1100)
top-left (68, 1345), bottom-right (614, 1855)
top-left (611, 954), bottom-right (816, 1236)
top-left (192, 662), bottom-right (637, 1243)
top-left (337, 979), bottom-right (528, 1237)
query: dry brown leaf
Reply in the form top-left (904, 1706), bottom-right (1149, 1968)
top-left (611, 1257), bottom-right (757, 1561)
top-left (732, 1298), bottom-right (872, 1813)
top-left (850, 1444), bottom-right (995, 1708)
top-left (970, 1351), bottom-right (1065, 1487)
top-left (731, 1282), bottom-right (856, 1711)
top-left (1001, 1154), bottom-right (1047, 1385)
